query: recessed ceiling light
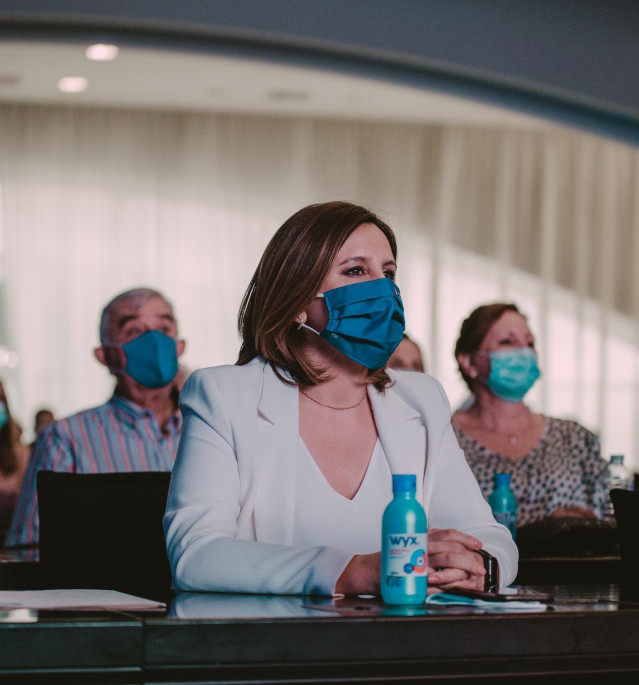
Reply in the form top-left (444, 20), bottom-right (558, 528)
top-left (85, 44), bottom-right (119, 61)
top-left (58, 76), bottom-right (88, 93)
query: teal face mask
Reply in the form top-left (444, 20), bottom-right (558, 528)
top-left (107, 330), bottom-right (178, 389)
top-left (486, 347), bottom-right (541, 402)
top-left (0, 401), bottom-right (8, 430)
top-left (300, 278), bottom-right (405, 369)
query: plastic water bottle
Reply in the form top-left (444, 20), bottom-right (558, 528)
top-left (609, 454), bottom-right (634, 491)
top-left (606, 454), bottom-right (634, 520)
top-left (381, 474), bottom-right (428, 605)
top-left (488, 473), bottom-right (517, 541)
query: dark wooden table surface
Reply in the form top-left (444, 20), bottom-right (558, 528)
top-left (2, 583), bottom-right (639, 683)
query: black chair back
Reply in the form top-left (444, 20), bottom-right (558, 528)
top-left (37, 470), bottom-right (173, 602)
top-left (611, 487), bottom-right (639, 598)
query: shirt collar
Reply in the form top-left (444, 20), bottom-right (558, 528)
top-left (109, 393), bottom-right (182, 435)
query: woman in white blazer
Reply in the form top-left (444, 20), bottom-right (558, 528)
top-left (164, 201), bottom-right (518, 596)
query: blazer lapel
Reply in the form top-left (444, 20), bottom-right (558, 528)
top-left (369, 385), bottom-right (428, 501)
top-left (252, 363), bottom-right (300, 545)
top-left (251, 366), bottom-right (429, 542)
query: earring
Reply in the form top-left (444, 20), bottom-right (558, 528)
top-left (297, 315), bottom-right (305, 330)
top-left (469, 369), bottom-right (478, 378)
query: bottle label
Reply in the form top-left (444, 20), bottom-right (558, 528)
top-left (383, 533), bottom-right (428, 588)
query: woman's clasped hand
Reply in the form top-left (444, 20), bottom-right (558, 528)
top-left (335, 528), bottom-right (487, 596)
top-left (426, 529), bottom-right (487, 591)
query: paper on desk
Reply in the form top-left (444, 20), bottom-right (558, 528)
top-left (426, 593), bottom-right (547, 612)
top-left (0, 589), bottom-right (165, 611)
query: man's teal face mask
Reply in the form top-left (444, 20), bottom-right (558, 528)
top-left (106, 330), bottom-right (178, 388)
top-left (300, 278), bottom-right (405, 369)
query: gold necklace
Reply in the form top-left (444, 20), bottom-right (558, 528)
top-left (299, 387), bottom-right (367, 411)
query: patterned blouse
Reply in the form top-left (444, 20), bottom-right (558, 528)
top-left (452, 417), bottom-right (610, 526)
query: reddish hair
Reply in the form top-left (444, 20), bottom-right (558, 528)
top-left (455, 303), bottom-right (522, 391)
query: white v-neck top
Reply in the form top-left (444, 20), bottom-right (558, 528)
top-left (293, 437), bottom-right (392, 553)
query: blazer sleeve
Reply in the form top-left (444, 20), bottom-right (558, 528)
top-left (423, 378), bottom-right (519, 587)
top-left (163, 367), bottom-right (352, 596)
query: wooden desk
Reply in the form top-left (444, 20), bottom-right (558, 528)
top-left (0, 610), bottom-right (142, 683)
top-left (2, 584), bottom-right (639, 683)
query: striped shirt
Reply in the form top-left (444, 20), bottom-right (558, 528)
top-left (5, 393), bottom-right (182, 547)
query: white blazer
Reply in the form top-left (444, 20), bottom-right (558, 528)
top-left (164, 357), bottom-right (518, 595)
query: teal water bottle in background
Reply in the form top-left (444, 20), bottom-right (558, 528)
top-left (489, 473), bottom-right (517, 540)
top-left (381, 474), bottom-right (428, 605)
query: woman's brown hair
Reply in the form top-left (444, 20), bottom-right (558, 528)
top-left (454, 302), bottom-right (522, 392)
top-left (237, 201), bottom-right (398, 391)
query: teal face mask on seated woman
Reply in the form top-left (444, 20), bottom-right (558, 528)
top-left (486, 347), bottom-right (541, 402)
top-left (299, 278), bottom-right (405, 369)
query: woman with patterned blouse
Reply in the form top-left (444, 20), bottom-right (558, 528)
top-left (451, 303), bottom-right (610, 527)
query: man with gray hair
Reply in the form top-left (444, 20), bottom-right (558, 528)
top-left (5, 287), bottom-right (187, 547)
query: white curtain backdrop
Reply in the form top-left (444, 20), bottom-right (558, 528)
top-left (1, 103), bottom-right (639, 468)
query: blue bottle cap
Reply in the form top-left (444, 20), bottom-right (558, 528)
top-left (495, 473), bottom-right (511, 486)
top-left (392, 474), bottom-right (416, 493)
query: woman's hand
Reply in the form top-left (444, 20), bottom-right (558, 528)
top-left (426, 528), bottom-right (486, 594)
top-left (335, 528), bottom-right (490, 596)
top-left (335, 552), bottom-right (381, 596)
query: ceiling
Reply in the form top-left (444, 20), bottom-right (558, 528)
top-left (0, 40), bottom-right (553, 128)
